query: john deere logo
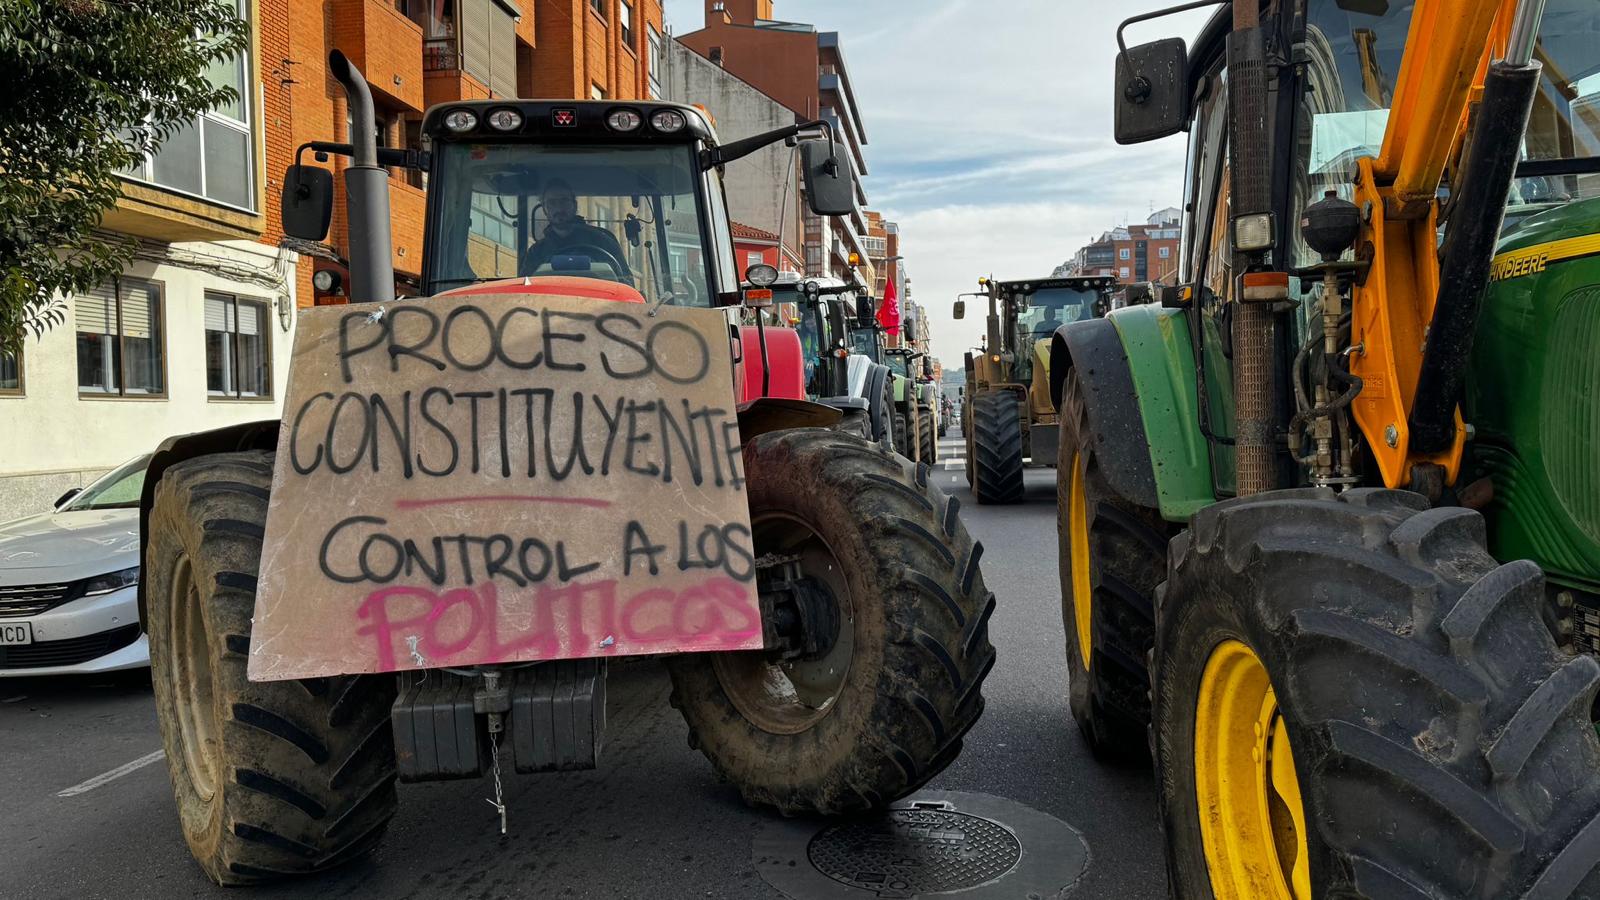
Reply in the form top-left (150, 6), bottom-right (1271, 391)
top-left (1490, 250), bottom-right (1550, 282)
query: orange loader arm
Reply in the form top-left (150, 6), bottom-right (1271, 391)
top-left (1346, 0), bottom-right (1525, 489)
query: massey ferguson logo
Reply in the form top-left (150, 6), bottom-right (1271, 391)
top-left (552, 108), bottom-right (577, 127)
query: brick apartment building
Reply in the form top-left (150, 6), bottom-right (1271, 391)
top-left (1065, 207), bottom-right (1181, 285)
top-left (0, 0), bottom-right (661, 509)
top-left (677, 0), bottom-right (873, 283)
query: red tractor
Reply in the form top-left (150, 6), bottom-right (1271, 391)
top-left (135, 54), bottom-right (995, 883)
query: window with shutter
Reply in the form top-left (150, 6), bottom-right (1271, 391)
top-left (76, 279), bottom-right (165, 397)
top-left (206, 292), bottom-right (272, 399)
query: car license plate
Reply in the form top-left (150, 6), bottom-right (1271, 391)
top-left (0, 622), bottom-right (34, 645)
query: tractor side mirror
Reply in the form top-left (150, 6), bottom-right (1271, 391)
top-left (854, 295), bottom-right (875, 328)
top-left (281, 165), bottom-right (334, 240)
top-left (1114, 38), bottom-right (1189, 145)
top-left (953, 299), bottom-right (966, 320)
top-left (802, 142), bottom-right (855, 216)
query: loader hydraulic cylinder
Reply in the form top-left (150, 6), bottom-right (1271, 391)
top-left (1408, 6), bottom-right (1544, 454)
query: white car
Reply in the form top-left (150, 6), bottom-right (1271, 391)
top-left (0, 455), bottom-right (149, 676)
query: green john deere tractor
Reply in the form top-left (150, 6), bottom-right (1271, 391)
top-left (850, 321), bottom-right (923, 464)
top-left (1056, 0), bottom-right (1600, 896)
top-left (885, 346), bottom-right (934, 465)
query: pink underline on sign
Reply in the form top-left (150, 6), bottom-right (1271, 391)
top-left (396, 495), bottom-right (613, 510)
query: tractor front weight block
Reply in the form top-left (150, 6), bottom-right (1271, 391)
top-left (392, 660), bottom-right (606, 783)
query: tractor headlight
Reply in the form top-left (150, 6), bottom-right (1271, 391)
top-left (1232, 213), bottom-right (1275, 253)
top-left (312, 269), bottom-right (341, 293)
top-left (443, 109), bottom-right (478, 133)
top-left (486, 109), bottom-right (523, 131)
top-left (607, 109), bottom-right (643, 132)
top-left (650, 110), bottom-right (687, 133)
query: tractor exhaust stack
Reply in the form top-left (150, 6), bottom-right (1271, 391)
top-left (328, 50), bottom-right (396, 304)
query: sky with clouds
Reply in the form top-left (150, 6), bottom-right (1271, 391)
top-left (662, 0), bottom-right (1214, 368)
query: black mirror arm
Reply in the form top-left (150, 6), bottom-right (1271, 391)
top-left (1116, 0), bottom-right (1226, 100)
top-left (295, 141), bottom-right (430, 172)
top-left (702, 120), bottom-right (834, 170)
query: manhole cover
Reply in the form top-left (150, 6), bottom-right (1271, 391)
top-left (754, 791), bottom-right (1089, 900)
top-left (807, 806), bottom-right (1023, 894)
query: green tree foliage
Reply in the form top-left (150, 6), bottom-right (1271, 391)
top-left (0, 0), bottom-right (248, 356)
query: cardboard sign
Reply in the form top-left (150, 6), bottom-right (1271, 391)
top-left (247, 289), bottom-right (761, 681)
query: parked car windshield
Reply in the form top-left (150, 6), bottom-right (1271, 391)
top-left (428, 142), bottom-right (716, 306)
top-left (63, 455), bottom-right (151, 511)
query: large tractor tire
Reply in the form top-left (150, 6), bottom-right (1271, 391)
top-left (146, 451), bottom-right (398, 885)
top-left (892, 410), bottom-right (911, 462)
top-left (1155, 488), bottom-right (1600, 899)
top-left (667, 428), bottom-right (996, 814)
top-left (1057, 367), bottom-right (1168, 762)
top-left (917, 407), bottom-right (937, 465)
top-left (971, 392), bottom-right (1025, 505)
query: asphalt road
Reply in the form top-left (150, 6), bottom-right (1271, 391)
top-left (0, 429), bottom-right (1166, 899)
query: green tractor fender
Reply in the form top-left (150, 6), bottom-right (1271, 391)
top-left (1049, 305), bottom-right (1214, 522)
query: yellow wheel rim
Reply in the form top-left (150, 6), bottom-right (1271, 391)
top-left (1066, 452), bottom-right (1093, 671)
top-left (1194, 640), bottom-right (1310, 900)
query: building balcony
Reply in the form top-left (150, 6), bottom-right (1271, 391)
top-left (331, 0), bottom-right (425, 112)
top-left (104, 180), bottom-right (264, 243)
top-left (390, 180), bottom-right (427, 278)
top-left (424, 42), bottom-right (494, 107)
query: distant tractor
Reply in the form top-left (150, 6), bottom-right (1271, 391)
top-left (957, 275), bottom-right (1114, 504)
top-left (849, 317), bottom-right (924, 464)
top-left (885, 346), bottom-right (934, 465)
top-left (771, 274), bottom-right (896, 448)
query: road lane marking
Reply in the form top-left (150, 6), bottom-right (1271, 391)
top-left (57, 750), bottom-right (166, 797)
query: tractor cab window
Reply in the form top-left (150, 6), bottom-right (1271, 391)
top-left (1294, 0), bottom-right (1600, 264)
top-left (1014, 287), bottom-right (1096, 342)
top-left (428, 142), bottom-right (716, 306)
top-left (1010, 286), bottom-right (1098, 387)
top-left (850, 326), bottom-right (880, 362)
top-left (885, 350), bottom-right (912, 378)
top-left (1506, 0), bottom-right (1600, 216)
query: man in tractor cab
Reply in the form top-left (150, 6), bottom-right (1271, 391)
top-left (520, 179), bottom-right (634, 284)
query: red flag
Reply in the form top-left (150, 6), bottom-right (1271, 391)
top-left (877, 273), bottom-right (901, 337)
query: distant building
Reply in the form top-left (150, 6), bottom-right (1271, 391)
top-left (1061, 208), bottom-right (1180, 284)
top-left (659, 36), bottom-right (804, 273)
top-left (677, 0), bottom-right (873, 283)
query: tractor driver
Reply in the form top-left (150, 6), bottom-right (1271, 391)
top-left (1033, 310), bottom-right (1063, 339)
top-left (521, 179), bottom-right (634, 283)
